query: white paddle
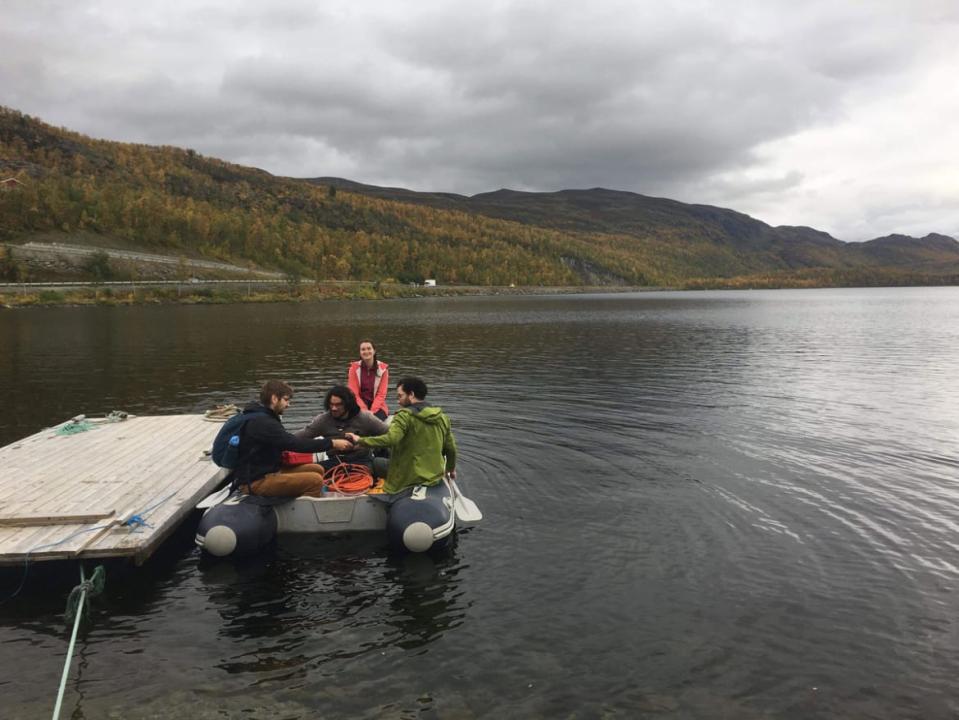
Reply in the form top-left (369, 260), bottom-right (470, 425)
top-left (196, 485), bottom-right (231, 510)
top-left (447, 475), bottom-right (483, 525)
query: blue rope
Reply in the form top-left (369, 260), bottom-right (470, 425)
top-left (135, 491), bottom-right (178, 516)
top-left (0, 522), bottom-right (114, 605)
top-left (123, 514), bottom-right (152, 532)
top-left (0, 491), bottom-right (179, 604)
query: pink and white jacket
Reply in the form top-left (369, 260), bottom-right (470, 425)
top-left (347, 360), bottom-right (390, 416)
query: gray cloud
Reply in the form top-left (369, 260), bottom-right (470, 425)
top-left (1, 0), bottom-right (955, 240)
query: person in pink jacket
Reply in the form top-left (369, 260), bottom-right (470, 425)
top-left (348, 339), bottom-right (390, 419)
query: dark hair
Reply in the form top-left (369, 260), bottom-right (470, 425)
top-left (260, 379), bottom-right (293, 406)
top-left (397, 376), bottom-right (427, 400)
top-left (324, 385), bottom-right (359, 416)
top-left (359, 338), bottom-right (379, 369)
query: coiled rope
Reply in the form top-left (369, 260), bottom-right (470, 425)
top-left (54, 411), bottom-right (131, 436)
top-left (55, 419), bottom-right (96, 436)
top-left (4, 491), bottom-right (177, 716)
top-left (65, 565), bottom-right (105, 623)
top-left (203, 404), bottom-right (239, 422)
top-left (323, 463), bottom-right (375, 494)
top-left (53, 564), bottom-right (106, 720)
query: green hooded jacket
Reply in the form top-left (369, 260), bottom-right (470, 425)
top-left (360, 403), bottom-right (457, 494)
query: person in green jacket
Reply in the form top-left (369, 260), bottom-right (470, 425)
top-left (345, 376), bottom-right (457, 494)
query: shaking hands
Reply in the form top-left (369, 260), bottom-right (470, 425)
top-left (330, 437), bottom-right (354, 452)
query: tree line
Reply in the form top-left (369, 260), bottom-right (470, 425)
top-left (4, 106), bottom-right (949, 288)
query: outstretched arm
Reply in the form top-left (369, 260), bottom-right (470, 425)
top-left (293, 413), bottom-right (326, 439)
top-left (348, 412), bottom-right (410, 449)
top-left (248, 416), bottom-right (334, 453)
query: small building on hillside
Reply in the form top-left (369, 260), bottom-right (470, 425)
top-left (1, 177), bottom-right (24, 191)
top-left (424, 279), bottom-right (436, 287)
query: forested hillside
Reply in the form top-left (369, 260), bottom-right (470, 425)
top-left (317, 179), bottom-right (959, 277)
top-left (2, 106), bottom-right (958, 287)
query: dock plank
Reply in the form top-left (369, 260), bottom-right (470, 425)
top-left (0, 415), bottom-right (226, 565)
top-left (3, 419), bottom-right (178, 522)
top-left (0, 417), bottom-right (221, 560)
top-left (1, 418), bottom-right (155, 509)
top-left (45, 416), bottom-right (210, 519)
top-left (0, 511), bottom-right (115, 527)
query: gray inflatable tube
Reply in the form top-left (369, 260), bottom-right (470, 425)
top-left (382, 480), bottom-right (455, 553)
top-left (195, 494), bottom-right (279, 557)
top-left (196, 480), bottom-right (455, 557)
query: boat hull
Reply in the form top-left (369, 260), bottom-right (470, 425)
top-left (196, 480), bottom-right (455, 557)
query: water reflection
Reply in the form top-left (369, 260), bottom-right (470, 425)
top-left (194, 532), bottom-right (464, 693)
top-left (381, 546), bottom-right (464, 651)
top-left (3, 289), bottom-right (959, 718)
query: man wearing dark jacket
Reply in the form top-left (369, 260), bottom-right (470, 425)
top-left (294, 385), bottom-right (388, 468)
top-left (234, 380), bottom-right (353, 497)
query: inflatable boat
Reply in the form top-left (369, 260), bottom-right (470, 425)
top-left (195, 475), bottom-right (481, 557)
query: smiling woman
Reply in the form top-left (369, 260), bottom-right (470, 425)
top-left (348, 338), bottom-right (390, 419)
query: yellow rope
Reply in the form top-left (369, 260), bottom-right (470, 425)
top-left (204, 404), bottom-right (240, 422)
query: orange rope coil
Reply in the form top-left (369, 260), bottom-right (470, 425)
top-left (323, 463), bottom-right (376, 495)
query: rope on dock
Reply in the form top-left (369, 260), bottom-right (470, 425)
top-left (0, 522), bottom-right (113, 604)
top-left (55, 419), bottom-right (96, 436)
top-left (1, 491), bottom-right (177, 604)
top-left (204, 404), bottom-right (240, 422)
top-left (54, 410), bottom-right (131, 436)
top-left (53, 564), bottom-right (105, 720)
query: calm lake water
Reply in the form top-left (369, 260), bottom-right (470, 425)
top-left (2, 287), bottom-right (959, 719)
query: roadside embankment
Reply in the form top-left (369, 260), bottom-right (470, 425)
top-left (0, 282), bottom-right (658, 308)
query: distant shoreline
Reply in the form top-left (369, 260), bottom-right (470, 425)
top-left (3, 278), bottom-right (958, 309)
top-left (0, 282), bottom-right (664, 309)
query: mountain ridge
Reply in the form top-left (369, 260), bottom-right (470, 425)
top-left (311, 177), bottom-right (955, 256)
top-left (1, 106), bottom-right (957, 288)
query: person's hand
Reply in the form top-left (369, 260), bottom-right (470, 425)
top-left (344, 432), bottom-right (361, 444)
top-left (331, 438), bottom-right (353, 452)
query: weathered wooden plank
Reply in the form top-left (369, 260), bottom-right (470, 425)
top-left (43, 416), bottom-right (208, 519)
top-left (10, 435), bottom-right (145, 514)
top-left (84, 434), bottom-right (215, 521)
top-left (0, 414), bottom-right (227, 564)
top-left (7, 416), bottom-right (207, 516)
top-left (0, 417), bottom-right (156, 508)
top-left (0, 511), bottom-right (115, 527)
top-left (26, 440), bottom-right (216, 559)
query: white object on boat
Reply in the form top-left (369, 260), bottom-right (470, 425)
top-left (449, 476), bottom-right (483, 525)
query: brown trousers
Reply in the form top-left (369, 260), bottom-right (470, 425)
top-left (249, 463), bottom-right (326, 498)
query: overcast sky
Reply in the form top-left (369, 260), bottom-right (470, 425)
top-left (2, 0), bottom-right (957, 241)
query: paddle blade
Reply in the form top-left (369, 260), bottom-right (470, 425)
top-left (196, 486), bottom-right (231, 510)
top-left (449, 478), bottom-right (483, 525)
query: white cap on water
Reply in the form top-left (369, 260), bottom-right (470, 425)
top-left (402, 522), bottom-right (434, 552)
top-left (202, 525), bottom-right (238, 557)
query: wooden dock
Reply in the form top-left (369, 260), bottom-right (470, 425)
top-left (0, 414), bottom-right (226, 565)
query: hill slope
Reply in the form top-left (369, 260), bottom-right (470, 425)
top-left (2, 106), bottom-right (957, 287)
top-left (314, 178), bottom-right (959, 276)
